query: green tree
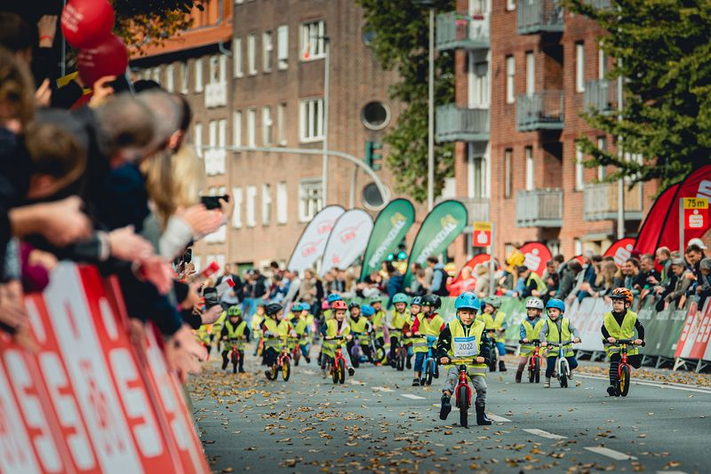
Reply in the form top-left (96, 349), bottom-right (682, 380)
top-left (565, 0), bottom-right (711, 190)
top-left (357, 0), bottom-right (455, 203)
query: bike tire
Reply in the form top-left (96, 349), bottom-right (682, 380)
top-left (396, 352), bottom-right (405, 371)
top-left (351, 348), bottom-right (360, 368)
top-left (528, 359), bottom-right (536, 383)
top-left (489, 354), bottom-right (497, 372)
top-left (534, 361), bottom-right (540, 384)
top-left (374, 347), bottom-right (385, 363)
top-left (282, 359), bottom-right (291, 382)
top-left (458, 385), bottom-right (469, 428)
top-left (331, 359), bottom-right (339, 384)
top-left (425, 360), bottom-right (435, 386)
top-left (338, 359), bottom-right (346, 384)
top-left (619, 365), bottom-right (631, 397)
top-left (269, 365), bottom-right (278, 381)
top-left (294, 350), bottom-right (300, 367)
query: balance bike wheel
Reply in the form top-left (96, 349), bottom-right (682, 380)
top-left (338, 359), bottom-right (346, 384)
top-left (396, 352), bottom-right (405, 371)
top-left (282, 359), bottom-right (291, 381)
top-left (425, 360), bottom-right (435, 386)
top-left (619, 365), bottom-right (631, 397)
top-left (559, 370), bottom-right (568, 388)
top-left (458, 385), bottom-right (469, 428)
top-left (351, 349), bottom-right (360, 368)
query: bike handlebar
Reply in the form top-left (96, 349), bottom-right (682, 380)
top-left (518, 339), bottom-right (541, 345)
top-left (545, 340), bottom-right (575, 347)
top-left (609, 338), bottom-right (645, 347)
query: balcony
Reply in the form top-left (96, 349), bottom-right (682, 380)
top-left (516, 189), bottom-right (563, 227)
top-left (459, 197), bottom-right (490, 222)
top-left (583, 79), bottom-right (622, 113)
top-left (436, 105), bottom-right (489, 143)
top-left (436, 11), bottom-right (489, 51)
top-left (583, 182), bottom-right (644, 221)
top-left (517, 0), bottom-right (565, 35)
top-left (516, 91), bottom-right (564, 131)
top-left (205, 82), bottom-right (227, 108)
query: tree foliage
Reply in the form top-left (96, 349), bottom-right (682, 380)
top-left (565, 0), bottom-right (711, 190)
top-left (113, 0), bottom-right (205, 53)
top-left (357, 0), bottom-right (455, 203)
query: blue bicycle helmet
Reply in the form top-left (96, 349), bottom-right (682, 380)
top-left (298, 302), bottom-right (310, 312)
top-left (546, 298), bottom-right (566, 312)
top-left (411, 296), bottom-right (423, 306)
top-left (454, 292), bottom-right (480, 312)
top-left (392, 293), bottom-right (409, 304)
top-left (361, 305), bottom-right (375, 317)
top-left (327, 294), bottom-right (343, 304)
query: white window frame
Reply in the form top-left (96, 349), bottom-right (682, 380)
top-left (233, 37), bottom-right (243, 78)
top-left (298, 179), bottom-right (323, 222)
top-left (576, 42), bottom-right (585, 93)
top-left (468, 54), bottom-right (489, 108)
top-left (194, 58), bottom-right (203, 92)
top-left (233, 111), bottom-right (242, 147)
top-left (208, 120), bottom-right (217, 149)
top-left (525, 146), bottom-right (534, 191)
top-left (219, 55), bottom-right (227, 83)
top-left (209, 55), bottom-right (219, 84)
top-left (300, 20), bottom-right (326, 61)
top-left (467, 150), bottom-right (487, 199)
top-left (247, 34), bottom-right (257, 75)
top-left (247, 108), bottom-right (256, 147)
top-left (263, 30), bottom-right (273, 72)
top-left (152, 66), bottom-right (161, 84)
top-left (507, 0), bottom-right (516, 11)
top-left (218, 119), bottom-right (227, 149)
top-left (276, 181), bottom-right (288, 224)
top-left (506, 55), bottom-right (515, 104)
top-left (277, 102), bottom-right (287, 146)
top-left (598, 46), bottom-right (606, 80)
top-left (194, 123), bottom-right (203, 157)
top-left (246, 186), bottom-right (257, 227)
top-left (575, 144), bottom-right (585, 191)
top-left (277, 25), bottom-right (289, 70)
top-left (504, 149), bottom-right (512, 198)
top-left (525, 51), bottom-right (535, 96)
top-left (262, 106), bottom-right (273, 146)
top-left (262, 183), bottom-right (272, 225)
top-left (232, 187), bottom-right (243, 228)
top-left (180, 62), bottom-right (189, 94)
top-left (299, 98), bottom-right (324, 143)
top-left (165, 64), bottom-right (174, 92)
top-left (597, 136), bottom-right (607, 181)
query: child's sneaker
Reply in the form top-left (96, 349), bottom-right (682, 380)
top-left (607, 385), bottom-right (618, 397)
top-left (543, 378), bottom-right (551, 388)
top-left (348, 367), bottom-right (355, 376)
top-left (412, 378), bottom-right (420, 386)
top-left (440, 395), bottom-right (452, 420)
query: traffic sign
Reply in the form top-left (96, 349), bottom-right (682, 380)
top-left (472, 221), bottom-right (492, 247)
top-left (684, 198), bottom-right (709, 230)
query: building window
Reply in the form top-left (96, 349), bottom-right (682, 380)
top-left (247, 34), bottom-right (257, 75)
top-left (263, 31), bottom-right (273, 72)
top-left (469, 57), bottom-right (489, 108)
top-left (467, 152), bottom-right (486, 199)
top-left (525, 51), bottom-right (535, 96)
top-left (165, 64), bottom-right (174, 92)
top-left (574, 238), bottom-right (583, 256)
top-left (506, 0), bottom-right (516, 11)
top-left (232, 187), bottom-right (243, 228)
top-left (598, 46), bottom-right (606, 80)
top-left (277, 102), bottom-right (287, 146)
top-left (597, 136), bottom-right (607, 180)
top-left (194, 58), bottom-right (203, 92)
top-left (299, 98), bottom-right (324, 142)
top-left (233, 37), bottom-right (243, 77)
top-left (525, 146), bottom-right (534, 191)
top-left (506, 55), bottom-right (515, 104)
top-left (218, 119), bottom-right (227, 149)
top-left (262, 183), bottom-right (272, 225)
top-left (576, 42), bottom-right (585, 93)
top-left (209, 55), bottom-right (219, 84)
top-left (300, 20), bottom-right (326, 61)
top-left (247, 108), bottom-right (256, 147)
top-left (575, 144), bottom-right (585, 191)
top-left (277, 25), bottom-right (289, 70)
top-left (361, 102), bottom-right (390, 130)
top-left (234, 111), bottom-right (242, 147)
top-left (208, 120), bottom-right (217, 149)
top-left (152, 66), bottom-right (161, 84)
top-left (299, 179), bottom-right (323, 222)
top-left (262, 107), bottom-right (273, 146)
top-left (180, 62), bottom-right (189, 94)
top-left (194, 123), bottom-right (203, 157)
top-left (504, 149), bottom-right (512, 198)
top-left (246, 186), bottom-right (257, 227)
top-left (219, 55), bottom-right (227, 83)
top-left (276, 181), bottom-right (288, 224)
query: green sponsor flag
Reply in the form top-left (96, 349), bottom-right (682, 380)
top-left (403, 200), bottom-right (468, 287)
top-left (359, 199), bottom-right (415, 282)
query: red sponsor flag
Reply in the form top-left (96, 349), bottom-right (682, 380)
top-left (519, 242), bottom-right (552, 276)
top-left (453, 253), bottom-right (491, 283)
top-left (634, 184), bottom-right (679, 255)
top-left (658, 165), bottom-right (711, 251)
top-left (604, 238), bottom-right (636, 265)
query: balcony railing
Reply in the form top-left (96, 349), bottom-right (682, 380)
top-left (516, 189), bottom-right (563, 227)
top-left (205, 82), bottom-right (227, 108)
top-left (459, 197), bottom-right (490, 222)
top-left (583, 182), bottom-right (644, 221)
top-left (516, 91), bottom-right (564, 131)
top-left (436, 11), bottom-right (489, 51)
top-left (583, 79), bottom-right (622, 113)
top-left (436, 105), bottom-right (489, 143)
top-left (517, 0), bottom-right (565, 35)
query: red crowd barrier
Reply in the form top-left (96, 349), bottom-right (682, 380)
top-left (0, 263), bottom-right (209, 474)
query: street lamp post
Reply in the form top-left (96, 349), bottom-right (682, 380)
top-left (427, 6), bottom-right (435, 212)
top-left (322, 38), bottom-right (331, 206)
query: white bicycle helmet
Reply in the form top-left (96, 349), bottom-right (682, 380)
top-left (525, 297), bottom-right (544, 310)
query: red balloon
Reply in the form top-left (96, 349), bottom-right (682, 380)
top-left (77, 34), bottom-right (128, 88)
top-left (61, 0), bottom-right (115, 49)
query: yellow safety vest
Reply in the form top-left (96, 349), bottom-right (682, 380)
top-left (545, 317), bottom-right (574, 357)
top-left (195, 324), bottom-right (212, 344)
top-left (373, 309), bottom-right (386, 331)
top-left (482, 311), bottom-right (507, 343)
top-left (527, 272), bottom-right (547, 293)
top-left (263, 318), bottom-right (290, 350)
top-left (213, 312), bottom-right (227, 336)
top-left (444, 319), bottom-right (487, 377)
top-left (223, 320), bottom-right (247, 349)
top-left (323, 309), bottom-right (334, 321)
top-left (413, 313), bottom-right (445, 353)
top-left (322, 319), bottom-right (351, 358)
top-left (519, 318), bottom-right (545, 357)
top-left (389, 310), bottom-right (409, 331)
top-left (293, 318), bottom-right (309, 337)
top-left (603, 311), bottom-right (639, 357)
top-left (251, 314), bottom-right (264, 339)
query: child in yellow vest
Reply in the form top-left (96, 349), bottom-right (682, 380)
top-left (388, 293), bottom-right (410, 367)
top-left (251, 300), bottom-right (266, 358)
top-left (540, 299), bottom-right (581, 388)
top-left (480, 295), bottom-right (508, 372)
top-left (603, 288), bottom-right (645, 397)
top-left (320, 300), bottom-right (355, 377)
top-left (516, 297), bottom-right (545, 383)
top-left (437, 292), bottom-right (492, 426)
top-left (371, 298), bottom-right (388, 362)
top-left (411, 295), bottom-right (445, 386)
top-left (261, 303), bottom-right (291, 379)
top-left (293, 303), bottom-right (312, 364)
top-left (220, 306), bottom-right (249, 373)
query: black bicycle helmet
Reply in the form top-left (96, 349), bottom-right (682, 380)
top-left (349, 301), bottom-right (360, 309)
top-left (421, 294), bottom-right (441, 310)
top-left (265, 303), bottom-right (283, 316)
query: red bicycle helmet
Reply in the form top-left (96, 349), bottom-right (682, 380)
top-left (610, 287), bottom-right (634, 306)
top-left (332, 300), bottom-right (348, 311)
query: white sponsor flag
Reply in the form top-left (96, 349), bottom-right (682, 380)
top-left (287, 205), bottom-right (345, 275)
top-left (320, 209), bottom-right (374, 276)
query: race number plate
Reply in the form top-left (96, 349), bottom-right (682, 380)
top-left (453, 336), bottom-right (478, 357)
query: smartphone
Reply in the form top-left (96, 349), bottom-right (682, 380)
top-left (201, 195), bottom-right (229, 210)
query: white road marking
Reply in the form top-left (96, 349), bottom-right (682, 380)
top-left (576, 374), bottom-right (711, 395)
top-left (585, 447), bottom-right (637, 461)
top-left (372, 386), bottom-right (394, 392)
top-left (656, 471), bottom-right (689, 474)
top-left (401, 394), bottom-right (425, 400)
top-left (487, 414), bottom-right (512, 423)
top-left (523, 428), bottom-right (566, 439)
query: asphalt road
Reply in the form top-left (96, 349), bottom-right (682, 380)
top-left (190, 349), bottom-right (711, 474)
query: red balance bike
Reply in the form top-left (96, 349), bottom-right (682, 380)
top-left (519, 339), bottom-right (542, 383)
top-left (325, 335), bottom-right (348, 384)
top-left (610, 338), bottom-right (644, 397)
top-left (266, 336), bottom-right (292, 381)
top-left (450, 358), bottom-right (478, 428)
top-left (226, 337), bottom-right (245, 374)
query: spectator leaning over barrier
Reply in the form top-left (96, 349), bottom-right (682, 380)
top-left (697, 258), bottom-right (711, 309)
top-left (430, 259), bottom-right (450, 297)
top-left (621, 258), bottom-right (643, 296)
top-left (684, 244), bottom-right (704, 284)
top-left (662, 257), bottom-right (692, 310)
top-left (656, 246), bottom-right (672, 282)
top-left (543, 259), bottom-right (560, 301)
top-left (506, 242), bottom-right (525, 285)
top-left (636, 254), bottom-right (661, 300)
top-left (592, 260), bottom-right (622, 299)
top-left (518, 265), bottom-right (546, 299)
top-left (556, 260), bottom-right (582, 301)
top-left (575, 252), bottom-right (599, 302)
